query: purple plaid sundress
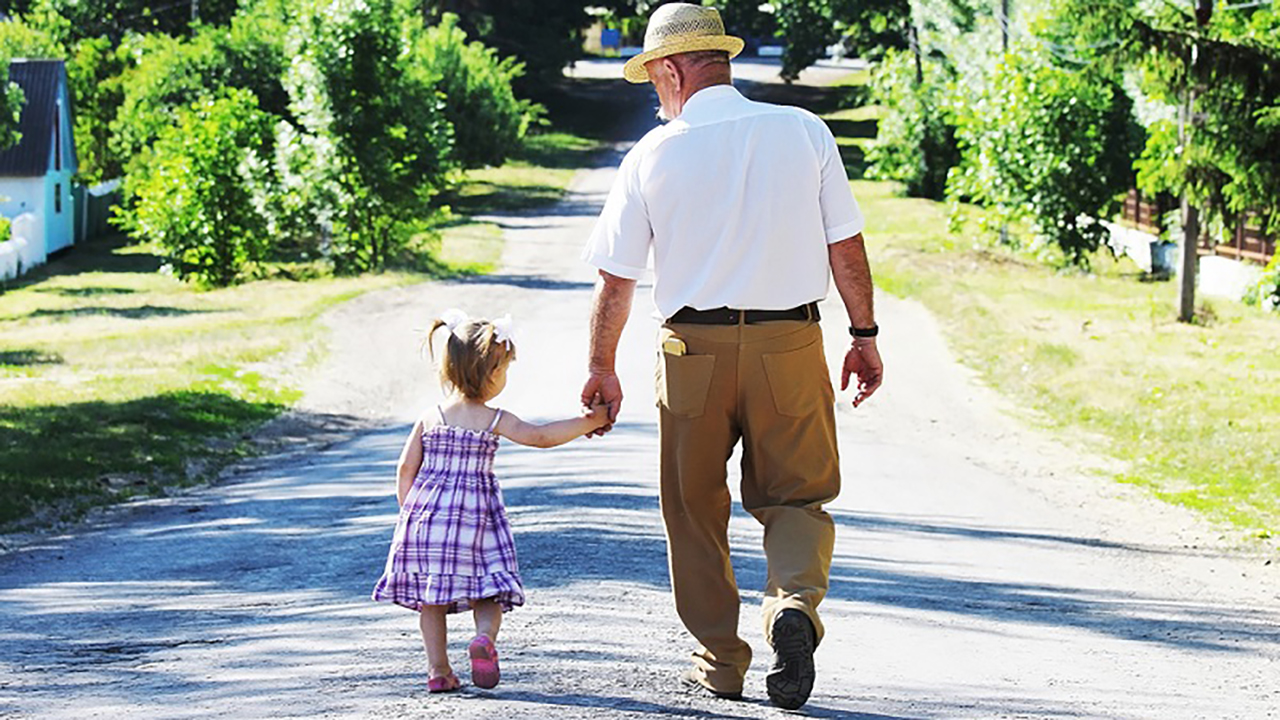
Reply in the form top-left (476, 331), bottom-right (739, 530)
top-left (371, 407), bottom-right (525, 613)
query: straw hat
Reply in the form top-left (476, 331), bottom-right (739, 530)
top-left (622, 3), bottom-right (744, 84)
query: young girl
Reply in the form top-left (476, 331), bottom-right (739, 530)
top-left (372, 310), bottom-right (609, 693)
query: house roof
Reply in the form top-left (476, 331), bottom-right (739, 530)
top-left (0, 60), bottom-right (72, 177)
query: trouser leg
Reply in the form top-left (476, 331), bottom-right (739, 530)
top-left (657, 325), bottom-right (751, 692)
top-left (739, 322), bottom-right (840, 645)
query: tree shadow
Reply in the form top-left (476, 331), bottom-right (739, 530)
top-left (737, 80), bottom-right (864, 116)
top-left (457, 274), bottom-right (595, 292)
top-left (1, 236), bottom-right (163, 294)
top-left (3, 416), bottom-right (1278, 716)
top-left (826, 118), bottom-right (879, 139)
top-left (22, 305), bottom-right (212, 321)
top-left (534, 76), bottom-right (657, 144)
top-left (34, 286), bottom-right (137, 297)
top-left (0, 391), bottom-right (286, 527)
top-left (840, 142), bottom-right (868, 180)
top-left (0, 349), bottom-right (63, 367)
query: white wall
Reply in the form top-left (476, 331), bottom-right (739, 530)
top-left (0, 177), bottom-right (47, 278)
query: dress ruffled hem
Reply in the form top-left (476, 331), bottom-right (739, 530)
top-left (371, 570), bottom-right (526, 614)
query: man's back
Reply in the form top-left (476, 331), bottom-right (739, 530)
top-left (585, 85), bottom-right (863, 318)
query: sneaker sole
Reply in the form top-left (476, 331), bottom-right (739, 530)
top-left (766, 611), bottom-right (815, 710)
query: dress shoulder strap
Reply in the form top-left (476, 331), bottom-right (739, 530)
top-left (435, 405), bottom-right (447, 425)
top-left (486, 408), bottom-right (504, 434)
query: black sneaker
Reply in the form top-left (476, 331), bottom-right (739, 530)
top-left (680, 668), bottom-right (743, 701)
top-left (766, 609), bottom-right (816, 709)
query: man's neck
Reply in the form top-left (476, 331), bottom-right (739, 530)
top-left (680, 77), bottom-right (731, 106)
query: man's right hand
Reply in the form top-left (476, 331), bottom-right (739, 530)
top-left (581, 371), bottom-right (624, 436)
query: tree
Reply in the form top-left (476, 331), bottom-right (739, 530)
top-left (865, 47), bottom-right (959, 200)
top-left (948, 42), bottom-right (1142, 265)
top-left (776, 0), bottom-right (837, 82)
top-left (115, 90), bottom-right (273, 286)
top-left (1048, 0), bottom-right (1280, 312)
top-left (35, 0), bottom-right (241, 42)
top-left (112, 10), bottom-right (292, 184)
top-left (68, 36), bottom-right (132, 183)
top-left (285, 0), bottom-right (454, 272)
top-left (418, 0), bottom-right (592, 86)
top-left (411, 13), bottom-right (540, 169)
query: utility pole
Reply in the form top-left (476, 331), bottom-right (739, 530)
top-left (1178, 0), bottom-right (1212, 323)
top-left (192, 0), bottom-right (200, 23)
top-left (998, 0), bottom-right (1011, 247)
top-left (1000, 0), bottom-right (1011, 52)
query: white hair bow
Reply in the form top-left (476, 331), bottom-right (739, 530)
top-left (492, 314), bottom-right (517, 350)
top-left (439, 308), bottom-right (469, 338)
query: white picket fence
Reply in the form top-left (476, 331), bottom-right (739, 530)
top-left (0, 213), bottom-right (41, 281)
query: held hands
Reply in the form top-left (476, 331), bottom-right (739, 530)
top-left (580, 371), bottom-right (623, 437)
top-left (841, 338), bottom-right (884, 408)
top-left (582, 397), bottom-right (611, 430)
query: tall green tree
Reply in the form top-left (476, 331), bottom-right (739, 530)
top-left (948, 42), bottom-right (1142, 265)
top-left (411, 13), bottom-right (539, 169)
top-left (35, 0), bottom-right (241, 42)
top-left (418, 0), bottom-right (591, 85)
top-left (112, 7), bottom-right (291, 184)
top-left (285, 0), bottom-right (454, 272)
top-left (116, 90), bottom-right (273, 286)
top-left (1048, 0), bottom-right (1280, 234)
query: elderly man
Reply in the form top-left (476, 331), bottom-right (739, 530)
top-left (580, 2), bottom-right (883, 710)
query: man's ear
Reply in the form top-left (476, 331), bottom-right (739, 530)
top-left (662, 57), bottom-right (682, 89)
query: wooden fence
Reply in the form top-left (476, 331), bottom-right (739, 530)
top-left (1119, 189), bottom-right (1275, 265)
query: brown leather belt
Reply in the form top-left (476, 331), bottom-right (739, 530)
top-left (668, 302), bottom-right (820, 325)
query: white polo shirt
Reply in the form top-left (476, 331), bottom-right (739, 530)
top-left (582, 84), bottom-right (864, 320)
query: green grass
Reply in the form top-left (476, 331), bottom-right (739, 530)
top-left (0, 127), bottom-right (603, 530)
top-left (799, 71), bottom-right (1280, 537)
top-left (0, 236), bottom-right (414, 526)
top-left (434, 131), bottom-right (605, 273)
top-left (850, 179), bottom-right (1280, 536)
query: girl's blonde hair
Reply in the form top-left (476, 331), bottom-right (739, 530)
top-left (427, 317), bottom-right (516, 399)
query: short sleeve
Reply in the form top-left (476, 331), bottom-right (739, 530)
top-left (816, 122), bottom-right (865, 244)
top-left (582, 146), bottom-right (652, 279)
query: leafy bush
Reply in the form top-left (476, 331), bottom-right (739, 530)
top-left (413, 13), bottom-right (540, 169)
top-left (865, 48), bottom-right (959, 200)
top-left (948, 45), bottom-right (1141, 265)
top-left (111, 10), bottom-right (290, 182)
top-left (114, 91), bottom-right (273, 287)
top-left (284, 0), bottom-right (454, 273)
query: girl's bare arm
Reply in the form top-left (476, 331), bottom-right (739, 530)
top-left (395, 420), bottom-right (425, 506)
top-left (496, 407), bottom-right (609, 449)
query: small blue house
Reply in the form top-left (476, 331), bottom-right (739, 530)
top-left (0, 59), bottom-right (77, 278)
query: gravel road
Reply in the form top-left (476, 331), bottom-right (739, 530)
top-left (2, 60), bottom-right (1278, 720)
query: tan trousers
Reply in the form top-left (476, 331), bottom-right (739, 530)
top-left (656, 319), bottom-right (839, 694)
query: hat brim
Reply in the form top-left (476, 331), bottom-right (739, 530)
top-left (622, 36), bottom-right (745, 84)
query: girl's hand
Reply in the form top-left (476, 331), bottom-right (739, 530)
top-left (584, 399), bottom-right (611, 428)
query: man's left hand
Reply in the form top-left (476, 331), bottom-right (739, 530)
top-left (840, 339), bottom-right (883, 408)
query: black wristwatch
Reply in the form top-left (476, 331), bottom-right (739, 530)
top-left (849, 324), bottom-right (879, 338)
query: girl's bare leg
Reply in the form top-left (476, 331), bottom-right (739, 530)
top-left (419, 605), bottom-right (452, 678)
top-left (472, 598), bottom-right (502, 640)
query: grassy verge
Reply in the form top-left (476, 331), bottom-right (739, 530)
top-left (788, 72), bottom-right (1280, 537)
top-left (854, 178), bottom-right (1280, 538)
top-left (435, 131), bottom-right (601, 272)
top-left (0, 126), bottom-right (604, 531)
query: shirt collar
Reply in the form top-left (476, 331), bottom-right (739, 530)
top-left (678, 84), bottom-right (744, 123)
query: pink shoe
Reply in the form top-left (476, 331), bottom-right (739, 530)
top-left (427, 672), bottom-right (460, 693)
top-left (468, 635), bottom-right (500, 689)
